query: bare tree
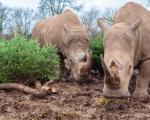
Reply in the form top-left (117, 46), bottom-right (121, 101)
top-left (81, 7), bottom-right (100, 36)
top-left (102, 8), bottom-right (115, 25)
top-left (38, 0), bottom-right (83, 17)
top-left (80, 7), bottom-right (115, 37)
top-left (0, 2), bottom-right (9, 34)
top-left (6, 8), bottom-right (35, 36)
top-left (146, 0), bottom-right (150, 6)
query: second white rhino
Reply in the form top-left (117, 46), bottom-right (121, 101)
top-left (97, 2), bottom-right (150, 102)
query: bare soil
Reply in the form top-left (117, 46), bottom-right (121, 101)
top-left (0, 73), bottom-right (150, 120)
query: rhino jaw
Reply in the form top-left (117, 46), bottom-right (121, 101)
top-left (102, 84), bottom-right (130, 99)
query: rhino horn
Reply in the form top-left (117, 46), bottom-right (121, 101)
top-left (109, 59), bottom-right (121, 87)
top-left (110, 59), bottom-right (120, 80)
top-left (100, 55), bottom-right (113, 78)
top-left (76, 52), bottom-right (87, 62)
top-left (101, 55), bottom-right (121, 88)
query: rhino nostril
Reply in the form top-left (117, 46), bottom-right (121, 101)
top-left (80, 72), bottom-right (89, 78)
top-left (82, 55), bottom-right (87, 62)
top-left (80, 67), bottom-right (86, 73)
top-left (66, 69), bottom-right (71, 75)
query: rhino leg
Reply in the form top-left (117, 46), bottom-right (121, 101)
top-left (132, 60), bottom-right (150, 102)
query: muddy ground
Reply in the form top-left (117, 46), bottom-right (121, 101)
top-left (0, 73), bottom-right (150, 120)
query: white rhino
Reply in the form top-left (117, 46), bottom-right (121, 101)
top-left (97, 2), bottom-right (150, 101)
top-left (32, 10), bottom-right (92, 80)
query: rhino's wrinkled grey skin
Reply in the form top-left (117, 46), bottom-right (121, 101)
top-left (97, 2), bottom-right (150, 101)
top-left (32, 10), bottom-right (92, 80)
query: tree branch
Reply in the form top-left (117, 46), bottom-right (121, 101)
top-left (0, 80), bottom-right (56, 97)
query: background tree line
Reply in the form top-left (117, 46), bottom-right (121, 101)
top-left (0, 0), bottom-right (149, 38)
top-left (0, 0), bottom-right (149, 74)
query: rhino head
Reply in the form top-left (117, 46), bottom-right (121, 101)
top-left (63, 24), bottom-right (92, 80)
top-left (97, 18), bottom-right (142, 98)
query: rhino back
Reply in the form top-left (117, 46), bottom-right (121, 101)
top-left (113, 2), bottom-right (150, 25)
top-left (40, 10), bottom-right (81, 50)
top-left (113, 2), bottom-right (150, 64)
top-left (32, 19), bottom-right (47, 40)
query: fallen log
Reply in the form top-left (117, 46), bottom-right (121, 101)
top-left (0, 80), bottom-right (56, 97)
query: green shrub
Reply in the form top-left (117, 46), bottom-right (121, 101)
top-left (89, 32), bottom-right (104, 71)
top-left (0, 35), bottom-right (60, 83)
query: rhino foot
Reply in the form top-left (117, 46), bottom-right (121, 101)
top-left (132, 93), bottom-right (150, 103)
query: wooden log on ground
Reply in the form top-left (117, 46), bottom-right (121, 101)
top-left (0, 80), bottom-right (56, 97)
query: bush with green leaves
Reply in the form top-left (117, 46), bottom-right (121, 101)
top-left (0, 35), bottom-right (60, 83)
top-left (89, 32), bottom-right (104, 71)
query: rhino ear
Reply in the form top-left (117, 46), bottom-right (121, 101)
top-left (129, 18), bottom-right (142, 31)
top-left (63, 24), bottom-right (71, 45)
top-left (97, 18), bottom-right (108, 32)
top-left (82, 24), bottom-right (90, 33)
top-left (63, 24), bottom-right (70, 33)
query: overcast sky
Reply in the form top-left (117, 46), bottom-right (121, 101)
top-left (0, 0), bottom-right (147, 11)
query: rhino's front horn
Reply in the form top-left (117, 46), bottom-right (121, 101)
top-left (76, 52), bottom-right (87, 62)
top-left (100, 55), bottom-right (112, 78)
top-left (101, 55), bottom-right (120, 89)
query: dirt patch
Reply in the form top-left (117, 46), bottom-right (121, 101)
top-left (0, 74), bottom-right (150, 120)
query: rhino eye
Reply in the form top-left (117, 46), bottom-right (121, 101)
top-left (69, 57), bottom-right (73, 63)
top-left (128, 65), bottom-right (133, 74)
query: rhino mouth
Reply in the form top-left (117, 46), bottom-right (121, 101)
top-left (103, 86), bottom-right (130, 99)
top-left (77, 75), bottom-right (90, 83)
top-left (103, 93), bottom-right (130, 99)
top-left (81, 75), bottom-right (88, 80)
